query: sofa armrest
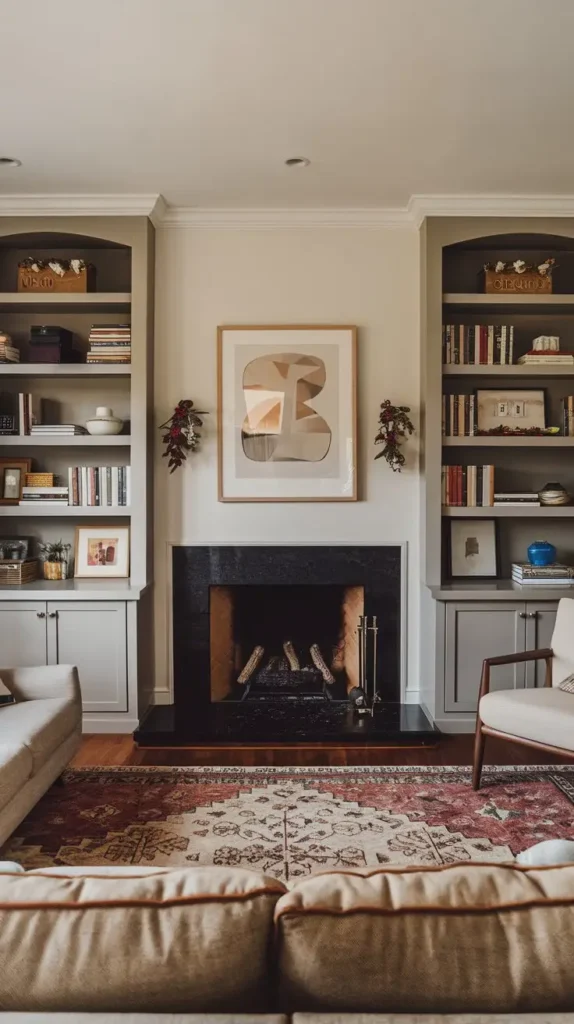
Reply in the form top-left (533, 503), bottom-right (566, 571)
top-left (0, 665), bottom-right (81, 704)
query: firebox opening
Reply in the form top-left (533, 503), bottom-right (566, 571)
top-left (209, 584), bottom-right (364, 702)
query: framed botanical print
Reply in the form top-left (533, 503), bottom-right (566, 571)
top-left (217, 325), bottom-right (357, 501)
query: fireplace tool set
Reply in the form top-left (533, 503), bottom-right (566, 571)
top-left (350, 615), bottom-right (381, 716)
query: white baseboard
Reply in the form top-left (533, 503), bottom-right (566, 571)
top-left (82, 715), bottom-right (140, 734)
top-left (434, 716), bottom-right (475, 734)
top-left (150, 690), bottom-right (173, 706)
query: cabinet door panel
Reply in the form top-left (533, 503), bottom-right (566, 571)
top-left (445, 602), bottom-right (525, 712)
top-left (0, 604), bottom-right (47, 697)
top-left (525, 603), bottom-right (558, 688)
top-left (47, 602), bottom-right (127, 712)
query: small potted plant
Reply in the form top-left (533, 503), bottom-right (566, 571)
top-left (39, 540), bottom-right (72, 581)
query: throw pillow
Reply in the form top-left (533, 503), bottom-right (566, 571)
top-left (558, 674), bottom-right (574, 693)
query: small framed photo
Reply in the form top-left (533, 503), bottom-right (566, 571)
top-left (0, 458), bottom-right (32, 506)
top-left (74, 525), bottom-right (130, 578)
top-left (476, 389), bottom-right (546, 432)
top-left (447, 518), bottom-right (500, 580)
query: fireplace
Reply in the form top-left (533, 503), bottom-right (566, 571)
top-left (135, 545), bottom-right (436, 745)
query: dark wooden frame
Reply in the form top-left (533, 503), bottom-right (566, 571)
top-left (447, 517), bottom-right (500, 581)
top-left (472, 646), bottom-right (574, 789)
top-left (0, 457), bottom-right (32, 506)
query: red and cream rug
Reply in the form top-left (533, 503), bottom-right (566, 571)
top-left (3, 765), bottom-right (574, 881)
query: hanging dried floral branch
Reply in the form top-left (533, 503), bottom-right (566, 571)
top-left (159, 399), bottom-right (208, 472)
top-left (374, 399), bottom-right (414, 472)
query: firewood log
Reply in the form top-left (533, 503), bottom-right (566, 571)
top-left (310, 643), bottom-right (335, 684)
top-left (237, 645), bottom-right (265, 684)
top-left (283, 640), bottom-right (300, 671)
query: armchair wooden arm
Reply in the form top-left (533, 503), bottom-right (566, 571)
top-left (479, 648), bottom-right (553, 699)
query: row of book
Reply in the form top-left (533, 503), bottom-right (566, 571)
top-left (87, 324), bottom-right (131, 365)
top-left (512, 563), bottom-right (574, 586)
top-left (562, 397), bottom-right (574, 436)
top-left (441, 465), bottom-right (495, 507)
top-left (442, 394), bottom-right (476, 436)
top-left (67, 466), bottom-right (131, 506)
top-left (443, 325), bottom-right (514, 365)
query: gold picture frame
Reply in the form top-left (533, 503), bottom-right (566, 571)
top-left (217, 325), bottom-right (358, 502)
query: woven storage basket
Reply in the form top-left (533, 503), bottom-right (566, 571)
top-left (0, 558), bottom-right (38, 584)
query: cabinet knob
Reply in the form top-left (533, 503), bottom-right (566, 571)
top-left (527, 611), bottom-right (538, 619)
top-left (48, 611), bottom-right (58, 619)
top-left (519, 612), bottom-right (526, 619)
top-left (36, 611), bottom-right (45, 619)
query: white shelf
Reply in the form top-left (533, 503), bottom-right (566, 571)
top-left (443, 436), bottom-right (574, 447)
top-left (0, 506), bottom-right (131, 517)
top-left (443, 293), bottom-right (574, 307)
top-left (0, 435), bottom-right (131, 446)
top-left (443, 506), bottom-right (574, 518)
top-left (0, 292), bottom-right (131, 313)
top-left (443, 364), bottom-right (574, 377)
top-left (0, 364), bottom-right (130, 377)
top-left (429, 581), bottom-right (574, 601)
top-left (0, 579), bottom-right (148, 601)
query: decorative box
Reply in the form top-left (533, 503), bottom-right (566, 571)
top-left (25, 473), bottom-right (54, 488)
top-left (484, 269), bottom-right (552, 295)
top-left (29, 326), bottom-right (78, 364)
top-left (18, 261), bottom-right (95, 294)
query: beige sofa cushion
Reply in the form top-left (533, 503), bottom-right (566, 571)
top-left (0, 866), bottom-right (285, 1014)
top-left (275, 864), bottom-right (574, 1013)
top-left (479, 687), bottom-right (574, 750)
top-left (0, 745), bottom-right (32, 813)
top-left (0, 698), bottom-right (78, 772)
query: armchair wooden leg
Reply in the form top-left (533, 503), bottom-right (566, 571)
top-left (473, 722), bottom-right (486, 790)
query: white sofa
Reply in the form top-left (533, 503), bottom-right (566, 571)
top-left (0, 665), bottom-right (82, 847)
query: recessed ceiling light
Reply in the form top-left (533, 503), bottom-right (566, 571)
top-left (285, 157), bottom-right (310, 168)
top-left (0, 157), bottom-right (22, 168)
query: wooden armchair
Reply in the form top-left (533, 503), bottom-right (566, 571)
top-left (473, 598), bottom-right (574, 789)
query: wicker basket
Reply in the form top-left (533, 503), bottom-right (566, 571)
top-left (0, 558), bottom-right (38, 585)
top-left (43, 560), bottom-right (68, 581)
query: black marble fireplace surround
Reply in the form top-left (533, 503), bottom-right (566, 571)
top-left (135, 545), bottom-right (437, 746)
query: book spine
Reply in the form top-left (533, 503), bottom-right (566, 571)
top-left (476, 465), bottom-right (483, 507)
top-left (67, 467), bottom-right (73, 506)
top-left (111, 468), bottom-right (119, 507)
top-left (81, 466), bottom-right (88, 507)
top-left (501, 325), bottom-right (507, 365)
top-left (487, 325), bottom-right (494, 365)
top-left (509, 325), bottom-right (514, 365)
top-left (126, 466), bottom-right (131, 507)
top-left (458, 394), bottom-right (465, 437)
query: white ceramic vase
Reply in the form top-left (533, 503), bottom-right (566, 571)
top-left (86, 406), bottom-right (124, 436)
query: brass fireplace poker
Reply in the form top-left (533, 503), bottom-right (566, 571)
top-left (355, 615), bottom-right (380, 715)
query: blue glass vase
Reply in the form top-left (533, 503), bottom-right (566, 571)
top-left (527, 540), bottom-right (557, 566)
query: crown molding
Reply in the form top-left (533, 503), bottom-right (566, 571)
top-left (0, 194), bottom-right (162, 219)
top-left (157, 206), bottom-right (414, 228)
top-left (409, 194), bottom-right (574, 227)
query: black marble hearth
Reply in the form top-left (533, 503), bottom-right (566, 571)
top-left (135, 546), bottom-right (437, 746)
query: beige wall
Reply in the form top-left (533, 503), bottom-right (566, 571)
top-left (153, 222), bottom-right (421, 702)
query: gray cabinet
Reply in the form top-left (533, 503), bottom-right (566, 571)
top-left (47, 602), bottom-right (128, 713)
top-left (0, 600), bottom-right (128, 714)
top-left (0, 602), bottom-right (47, 670)
top-left (444, 601), bottom-right (558, 713)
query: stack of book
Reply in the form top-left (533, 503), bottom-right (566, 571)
top-left (87, 325), bottom-right (131, 364)
top-left (442, 394), bottom-right (476, 436)
top-left (0, 335), bottom-right (19, 363)
top-left (30, 424), bottom-right (88, 438)
top-left (19, 485), bottom-right (69, 507)
top-left (512, 563), bottom-right (574, 586)
top-left (494, 492), bottom-right (540, 507)
top-left (443, 325), bottom-right (514, 365)
top-left (562, 397), bottom-right (574, 436)
top-left (68, 466), bottom-right (130, 506)
top-left (442, 465), bottom-right (495, 507)
top-left (518, 350), bottom-right (574, 365)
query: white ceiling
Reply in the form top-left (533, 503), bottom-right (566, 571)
top-left (2, 0), bottom-right (574, 208)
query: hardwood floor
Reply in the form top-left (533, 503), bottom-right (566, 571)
top-left (72, 734), bottom-right (565, 768)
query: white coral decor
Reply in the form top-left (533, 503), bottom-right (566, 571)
top-left (513, 260), bottom-right (526, 274)
top-left (48, 261), bottom-right (65, 277)
top-left (70, 259), bottom-right (81, 275)
top-left (495, 261), bottom-right (505, 273)
top-left (30, 262), bottom-right (39, 273)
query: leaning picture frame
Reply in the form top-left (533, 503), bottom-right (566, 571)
top-left (0, 458), bottom-right (32, 506)
top-left (217, 325), bottom-right (358, 502)
top-left (447, 517), bottom-right (500, 580)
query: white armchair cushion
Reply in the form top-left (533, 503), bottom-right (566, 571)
top-left (551, 599), bottom-right (574, 685)
top-left (480, 687), bottom-right (574, 750)
top-left (0, 665), bottom-right (81, 704)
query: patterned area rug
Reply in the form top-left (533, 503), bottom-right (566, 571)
top-left (3, 765), bottom-right (574, 881)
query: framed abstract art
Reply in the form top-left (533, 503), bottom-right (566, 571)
top-left (217, 325), bottom-right (357, 501)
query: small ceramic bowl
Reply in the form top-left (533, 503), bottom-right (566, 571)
top-left (86, 406), bottom-right (123, 436)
